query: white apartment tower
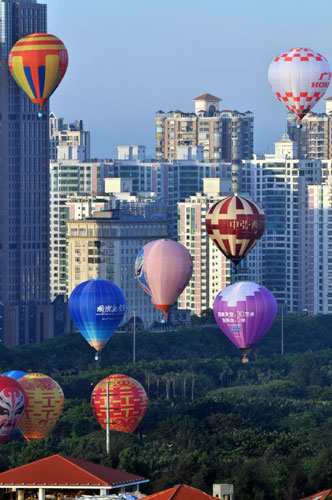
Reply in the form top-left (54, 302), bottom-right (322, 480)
top-left (241, 136), bottom-right (322, 312)
top-left (177, 178), bottom-right (233, 316)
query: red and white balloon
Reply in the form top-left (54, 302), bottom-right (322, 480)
top-left (268, 47), bottom-right (331, 120)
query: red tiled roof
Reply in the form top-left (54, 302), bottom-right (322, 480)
top-left (144, 485), bottom-right (218, 500)
top-left (0, 454), bottom-right (147, 487)
top-left (324, 97), bottom-right (332, 101)
top-left (193, 94), bottom-right (221, 102)
top-left (299, 490), bottom-right (332, 500)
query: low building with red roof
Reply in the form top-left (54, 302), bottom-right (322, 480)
top-left (0, 454), bottom-right (148, 500)
top-left (299, 490), bottom-right (332, 500)
top-left (143, 485), bottom-right (220, 500)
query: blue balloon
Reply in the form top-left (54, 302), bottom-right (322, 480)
top-left (68, 279), bottom-right (126, 355)
top-left (3, 370), bottom-right (27, 380)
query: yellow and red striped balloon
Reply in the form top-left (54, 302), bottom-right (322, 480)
top-left (8, 32), bottom-right (68, 109)
top-left (205, 195), bottom-right (266, 265)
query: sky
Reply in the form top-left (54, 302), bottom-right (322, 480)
top-left (45, 0), bottom-right (332, 159)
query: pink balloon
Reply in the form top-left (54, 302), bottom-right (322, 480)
top-left (135, 239), bottom-right (193, 314)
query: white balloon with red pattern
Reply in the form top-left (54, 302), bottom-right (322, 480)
top-left (268, 47), bottom-right (331, 120)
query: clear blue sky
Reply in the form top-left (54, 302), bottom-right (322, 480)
top-left (45, 0), bottom-right (332, 159)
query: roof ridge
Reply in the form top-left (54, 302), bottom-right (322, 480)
top-left (56, 455), bottom-right (108, 486)
top-left (169, 485), bottom-right (182, 500)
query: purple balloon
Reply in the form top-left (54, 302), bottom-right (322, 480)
top-left (213, 282), bottom-right (277, 349)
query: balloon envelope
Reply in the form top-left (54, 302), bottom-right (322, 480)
top-left (68, 279), bottom-right (126, 353)
top-left (0, 376), bottom-right (26, 443)
top-left (9, 32), bottom-right (68, 109)
top-left (18, 373), bottom-right (64, 440)
top-left (3, 370), bottom-right (27, 381)
top-left (135, 239), bottom-right (193, 314)
top-left (91, 374), bottom-right (148, 434)
top-left (268, 47), bottom-right (331, 120)
top-left (205, 195), bottom-right (265, 265)
top-left (213, 282), bottom-right (277, 349)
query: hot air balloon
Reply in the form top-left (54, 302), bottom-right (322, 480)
top-left (268, 47), bottom-right (331, 121)
top-left (8, 33), bottom-right (68, 111)
top-left (18, 373), bottom-right (64, 440)
top-left (0, 376), bottom-right (26, 443)
top-left (205, 195), bottom-right (265, 266)
top-left (135, 239), bottom-right (193, 315)
top-left (3, 370), bottom-right (27, 381)
top-left (68, 279), bottom-right (126, 360)
top-left (91, 374), bottom-right (147, 434)
top-left (213, 282), bottom-right (277, 361)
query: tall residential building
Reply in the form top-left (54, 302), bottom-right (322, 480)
top-left (177, 179), bottom-right (233, 316)
top-left (49, 112), bottom-right (91, 161)
top-left (50, 154), bottom-right (100, 301)
top-left (287, 97), bottom-right (332, 159)
top-left (306, 183), bottom-right (331, 314)
top-left (98, 145), bottom-right (229, 237)
top-left (306, 159), bottom-right (332, 315)
top-left (0, 0), bottom-right (51, 346)
top-left (67, 207), bottom-right (168, 327)
top-left (241, 136), bottom-right (322, 312)
top-left (155, 93), bottom-right (254, 162)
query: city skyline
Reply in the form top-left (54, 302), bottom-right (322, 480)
top-left (45, 0), bottom-right (332, 158)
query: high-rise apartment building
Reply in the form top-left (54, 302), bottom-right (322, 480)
top-left (177, 179), bottom-right (233, 316)
top-left (0, 0), bottom-right (50, 346)
top-left (241, 136), bottom-right (322, 312)
top-left (306, 159), bottom-right (332, 315)
top-left (67, 207), bottom-right (168, 327)
top-left (98, 145), bottom-right (229, 237)
top-left (287, 97), bottom-right (332, 159)
top-left (155, 93), bottom-right (254, 162)
top-left (50, 153), bottom-right (100, 301)
top-left (49, 112), bottom-right (91, 161)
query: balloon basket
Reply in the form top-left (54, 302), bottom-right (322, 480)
top-left (161, 313), bottom-right (168, 324)
top-left (240, 347), bottom-right (252, 364)
top-left (38, 111), bottom-right (43, 119)
top-left (94, 353), bottom-right (99, 361)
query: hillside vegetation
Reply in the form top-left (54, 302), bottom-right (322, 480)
top-left (1, 313), bottom-right (332, 500)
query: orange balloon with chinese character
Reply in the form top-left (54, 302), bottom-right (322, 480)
top-left (91, 374), bottom-right (148, 434)
top-left (18, 373), bottom-right (64, 440)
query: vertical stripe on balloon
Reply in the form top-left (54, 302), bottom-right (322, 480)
top-left (43, 54), bottom-right (59, 97)
top-left (11, 56), bottom-right (34, 99)
top-left (38, 65), bottom-right (45, 97)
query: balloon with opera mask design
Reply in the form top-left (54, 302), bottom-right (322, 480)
top-left (0, 376), bottom-right (26, 443)
top-left (17, 373), bottom-right (64, 440)
top-left (91, 374), bottom-right (148, 434)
